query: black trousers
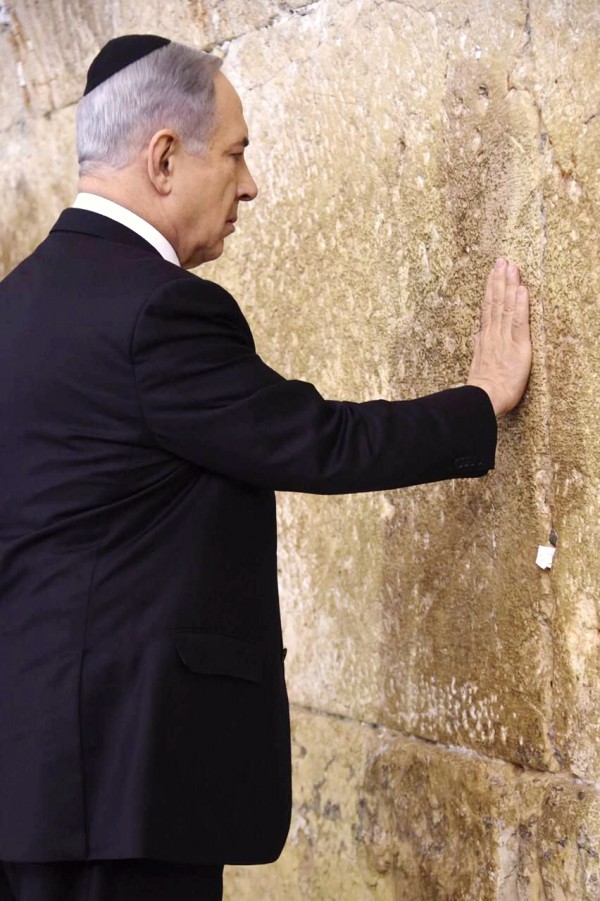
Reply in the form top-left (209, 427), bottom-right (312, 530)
top-left (0, 860), bottom-right (223, 901)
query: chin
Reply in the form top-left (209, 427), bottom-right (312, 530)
top-left (185, 242), bottom-right (225, 269)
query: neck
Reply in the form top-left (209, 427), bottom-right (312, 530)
top-left (78, 173), bottom-right (178, 260)
top-left (78, 174), bottom-right (150, 222)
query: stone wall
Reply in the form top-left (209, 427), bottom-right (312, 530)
top-left (1, 0), bottom-right (599, 897)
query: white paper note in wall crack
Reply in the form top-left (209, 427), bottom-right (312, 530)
top-left (536, 546), bottom-right (556, 570)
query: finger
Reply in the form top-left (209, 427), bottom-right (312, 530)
top-left (490, 257), bottom-right (507, 325)
top-left (501, 263), bottom-right (520, 334)
top-left (480, 265), bottom-right (496, 329)
top-left (512, 285), bottom-right (530, 340)
top-left (506, 261), bottom-right (521, 287)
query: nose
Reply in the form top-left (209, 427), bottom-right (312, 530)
top-left (238, 159), bottom-right (258, 202)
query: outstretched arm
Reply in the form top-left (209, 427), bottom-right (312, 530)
top-left (133, 275), bottom-right (497, 493)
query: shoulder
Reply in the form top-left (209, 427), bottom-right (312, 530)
top-left (139, 270), bottom-right (248, 325)
top-left (132, 270), bottom-right (255, 350)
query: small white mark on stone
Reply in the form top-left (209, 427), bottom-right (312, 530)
top-left (0, 4), bottom-right (11, 28)
top-left (474, 45), bottom-right (482, 60)
top-left (536, 546), bottom-right (556, 570)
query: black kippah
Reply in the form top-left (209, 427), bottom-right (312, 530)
top-left (84, 34), bottom-right (171, 96)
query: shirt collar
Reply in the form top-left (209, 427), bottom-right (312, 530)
top-left (72, 192), bottom-right (181, 267)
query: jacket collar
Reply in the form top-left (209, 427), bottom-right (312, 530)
top-left (50, 208), bottom-right (162, 258)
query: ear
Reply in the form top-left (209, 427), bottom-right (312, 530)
top-left (147, 130), bottom-right (179, 195)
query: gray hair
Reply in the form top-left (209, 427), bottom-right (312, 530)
top-left (76, 42), bottom-right (223, 176)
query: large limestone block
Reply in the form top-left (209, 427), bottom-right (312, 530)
top-left (224, 709), bottom-right (600, 899)
top-left (365, 736), bottom-right (600, 900)
top-left (205, 0), bottom-right (564, 771)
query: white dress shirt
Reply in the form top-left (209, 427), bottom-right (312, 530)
top-left (72, 192), bottom-right (180, 267)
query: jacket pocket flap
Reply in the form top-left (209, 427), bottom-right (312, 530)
top-left (171, 630), bottom-right (262, 683)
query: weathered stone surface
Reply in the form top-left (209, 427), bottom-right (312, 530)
top-left (2, 0), bottom-right (600, 896)
top-left (366, 735), bottom-right (600, 901)
top-left (225, 710), bottom-right (395, 900)
top-left (1, 106), bottom-right (78, 278)
top-left (0, 0), bottom-right (117, 129)
top-left (205, 0), bottom-right (571, 772)
top-left (525, 0), bottom-right (600, 784)
top-left (0, 1), bottom-right (300, 132)
top-left (224, 709), bottom-right (600, 899)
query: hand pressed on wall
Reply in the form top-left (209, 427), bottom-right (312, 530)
top-left (467, 258), bottom-right (532, 417)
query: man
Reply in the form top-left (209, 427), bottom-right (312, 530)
top-left (0, 35), bottom-right (531, 901)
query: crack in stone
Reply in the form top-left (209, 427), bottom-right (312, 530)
top-left (531, 94), bottom-right (562, 777)
top-left (522, 0), bottom-right (532, 52)
top-left (290, 701), bottom-right (600, 790)
top-left (506, 0), bottom-right (564, 783)
top-left (375, 0), bottom-right (438, 14)
top-left (202, 0), bottom-right (326, 53)
top-left (288, 0), bottom-right (321, 15)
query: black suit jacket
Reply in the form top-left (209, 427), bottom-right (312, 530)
top-left (0, 209), bottom-right (497, 864)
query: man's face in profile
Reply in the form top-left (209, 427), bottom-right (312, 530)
top-left (170, 72), bottom-right (258, 268)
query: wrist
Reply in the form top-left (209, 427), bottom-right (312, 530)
top-left (466, 379), bottom-right (504, 417)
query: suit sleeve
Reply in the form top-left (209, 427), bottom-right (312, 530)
top-left (131, 276), bottom-right (497, 494)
